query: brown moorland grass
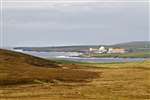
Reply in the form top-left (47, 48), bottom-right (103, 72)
top-left (0, 49), bottom-right (150, 100)
top-left (0, 49), bottom-right (99, 85)
top-left (0, 62), bottom-right (150, 100)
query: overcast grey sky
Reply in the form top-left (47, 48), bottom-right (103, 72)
top-left (1, 0), bottom-right (149, 47)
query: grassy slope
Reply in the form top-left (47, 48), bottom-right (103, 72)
top-left (0, 49), bottom-right (150, 100)
top-left (113, 41), bottom-right (150, 48)
top-left (0, 49), bottom-right (98, 85)
top-left (1, 61), bottom-right (150, 100)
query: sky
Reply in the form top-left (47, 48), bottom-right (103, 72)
top-left (0, 0), bottom-right (149, 47)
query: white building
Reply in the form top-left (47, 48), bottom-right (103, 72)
top-left (98, 46), bottom-right (107, 53)
top-left (89, 46), bottom-right (107, 54)
top-left (108, 48), bottom-right (126, 54)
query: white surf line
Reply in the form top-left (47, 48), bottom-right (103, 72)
top-left (0, 0), bottom-right (3, 48)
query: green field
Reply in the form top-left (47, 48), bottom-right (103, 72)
top-left (81, 51), bottom-right (150, 58)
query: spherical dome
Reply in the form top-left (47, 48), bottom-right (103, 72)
top-left (99, 46), bottom-right (105, 51)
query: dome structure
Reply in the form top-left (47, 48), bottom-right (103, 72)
top-left (98, 46), bottom-right (107, 53)
top-left (99, 46), bottom-right (105, 51)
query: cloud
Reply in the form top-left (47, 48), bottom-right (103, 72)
top-left (2, 0), bottom-right (149, 46)
top-left (3, 0), bottom-right (148, 7)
